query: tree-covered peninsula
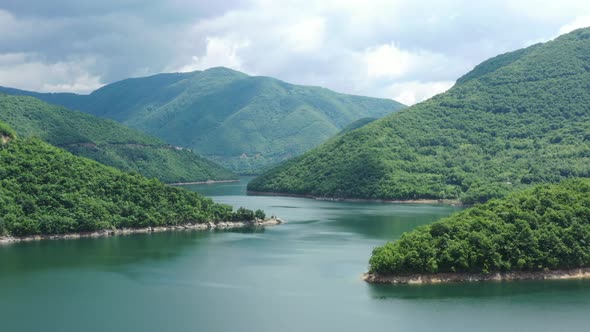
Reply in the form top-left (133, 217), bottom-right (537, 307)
top-left (0, 93), bottom-right (236, 183)
top-left (366, 179), bottom-right (590, 283)
top-left (249, 28), bottom-right (590, 204)
top-left (0, 122), bottom-right (265, 239)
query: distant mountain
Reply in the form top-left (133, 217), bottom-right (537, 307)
top-left (0, 94), bottom-right (235, 183)
top-left (248, 28), bottom-right (590, 204)
top-left (0, 67), bottom-right (405, 173)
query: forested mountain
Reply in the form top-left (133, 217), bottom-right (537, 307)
top-left (338, 117), bottom-right (378, 135)
top-left (0, 94), bottom-right (235, 183)
top-left (0, 121), bottom-right (257, 237)
top-left (368, 178), bottom-right (590, 276)
top-left (249, 28), bottom-right (590, 204)
top-left (0, 67), bottom-right (405, 173)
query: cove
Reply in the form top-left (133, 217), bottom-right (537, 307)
top-left (1, 177), bottom-right (590, 332)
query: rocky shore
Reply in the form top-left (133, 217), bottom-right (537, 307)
top-left (247, 191), bottom-right (462, 206)
top-left (362, 267), bottom-right (590, 284)
top-left (0, 217), bottom-right (283, 245)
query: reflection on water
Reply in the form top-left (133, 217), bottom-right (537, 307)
top-left (322, 205), bottom-right (459, 240)
top-left (181, 177), bottom-right (253, 197)
top-left (367, 279), bottom-right (590, 300)
top-left (0, 231), bottom-right (210, 273)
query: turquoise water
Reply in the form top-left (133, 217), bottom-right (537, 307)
top-left (1, 178), bottom-right (589, 331)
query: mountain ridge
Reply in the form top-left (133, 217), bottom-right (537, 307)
top-left (0, 93), bottom-right (236, 183)
top-left (0, 67), bottom-right (405, 173)
top-left (248, 27), bottom-right (590, 203)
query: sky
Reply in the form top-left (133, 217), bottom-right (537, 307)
top-left (0, 0), bottom-right (590, 105)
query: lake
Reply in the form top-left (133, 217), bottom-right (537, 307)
top-left (1, 177), bottom-right (589, 331)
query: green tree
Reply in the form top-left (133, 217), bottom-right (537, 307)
top-left (369, 179), bottom-right (590, 275)
top-left (0, 123), bottom-right (266, 238)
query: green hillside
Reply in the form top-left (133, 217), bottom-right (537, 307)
top-left (249, 28), bottom-right (590, 204)
top-left (0, 94), bottom-right (236, 183)
top-left (0, 122), bottom-right (16, 142)
top-left (369, 179), bottom-right (590, 276)
top-left (338, 117), bottom-right (378, 135)
top-left (0, 121), bottom-right (258, 237)
top-left (0, 68), bottom-right (405, 173)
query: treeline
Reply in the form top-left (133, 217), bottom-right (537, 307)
top-left (0, 128), bottom-right (262, 237)
top-left (369, 179), bottom-right (590, 275)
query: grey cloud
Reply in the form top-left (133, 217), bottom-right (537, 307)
top-left (0, 0), bottom-right (588, 102)
top-left (1, 0), bottom-right (247, 21)
top-left (0, 0), bottom-right (248, 83)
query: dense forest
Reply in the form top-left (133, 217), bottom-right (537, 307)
top-left (0, 67), bottom-right (405, 173)
top-left (369, 179), bottom-right (590, 276)
top-left (0, 121), bottom-right (260, 237)
top-left (0, 121), bottom-right (16, 141)
top-left (0, 94), bottom-right (236, 183)
top-left (249, 28), bottom-right (590, 204)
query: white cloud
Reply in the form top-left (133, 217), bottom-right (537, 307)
top-left (381, 80), bottom-right (455, 105)
top-left (505, 0), bottom-right (590, 20)
top-left (0, 52), bottom-right (27, 65)
top-left (0, 53), bottom-right (103, 93)
top-left (40, 74), bottom-right (103, 94)
top-left (559, 15), bottom-right (590, 35)
top-left (365, 43), bottom-right (413, 79)
top-left (364, 43), bottom-right (450, 80)
top-left (176, 36), bottom-right (250, 72)
top-left (280, 17), bottom-right (326, 53)
top-left (0, 9), bottom-right (16, 31)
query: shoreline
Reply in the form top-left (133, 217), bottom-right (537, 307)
top-left (247, 191), bottom-right (462, 206)
top-left (0, 217), bottom-right (283, 245)
top-left (168, 179), bottom-right (240, 186)
top-left (362, 268), bottom-right (590, 284)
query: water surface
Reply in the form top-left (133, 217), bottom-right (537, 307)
top-left (1, 177), bottom-right (589, 331)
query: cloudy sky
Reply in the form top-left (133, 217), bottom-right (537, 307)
top-left (1, 0), bottom-right (589, 105)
